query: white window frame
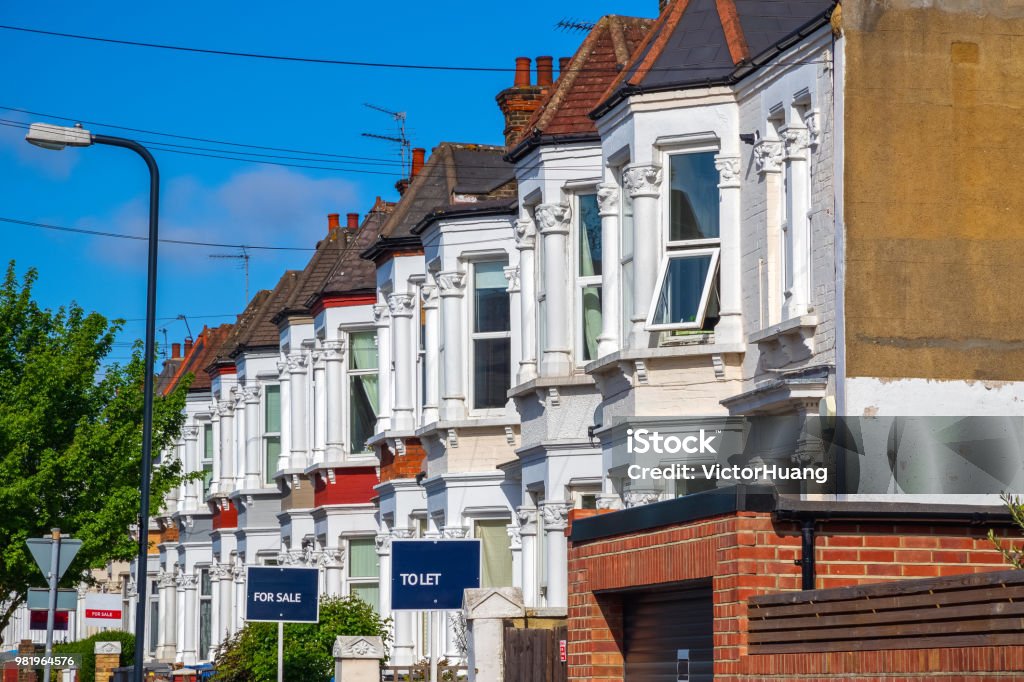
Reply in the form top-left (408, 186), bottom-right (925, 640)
top-left (346, 328), bottom-right (379, 455)
top-left (262, 384), bottom-right (281, 484)
top-left (346, 535), bottom-right (380, 607)
top-left (198, 567), bottom-right (213, 660)
top-left (648, 147), bottom-right (723, 333)
top-left (467, 257), bottom-right (512, 415)
top-left (571, 190), bottom-right (602, 365)
top-left (617, 165), bottom-right (635, 345)
top-left (201, 422), bottom-right (214, 498)
top-left (646, 248), bottom-right (721, 331)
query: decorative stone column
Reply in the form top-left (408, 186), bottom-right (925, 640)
top-left (507, 523), bottom-right (523, 592)
top-left (243, 385), bottom-right (262, 488)
top-left (541, 501), bottom-right (571, 607)
top-left (715, 153), bottom-right (744, 344)
top-left (420, 285), bottom-right (440, 425)
top-left (333, 636), bottom-right (386, 682)
top-left (180, 572), bottom-right (198, 664)
top-left (232, 559), bottom-right (246, 633)
top-left (516, 508), bottom-right (538, 607)
top-left (288, 352), bottom-right (310, 471)
top-left (436, 272), bottom-right (467, 421)
top-left (372, 304), bottom-right (392, 433)
top-left (376, 533), bottom-right (409, 665)
top-left (323, 340), bottom-right (345, 459)
top-left (596, 183), bottom-right (621, 357)
top-left (535, 202), bottom-right (572, 376)
top-left (319, 548), bottom-right (344, 596)
top-left (209, 407), bottom-right (221, 496)
top-left (623, 164), bottom-right (662, 349)
top-left (463, 588), bottom-right (525, 682)
top-left (312, 348), bottom-right (327, 463)
top-left (174, 571), bottom-right (186, 662)
top-left (182, 427), bottom-right (200, 512)
top-left (781, 124), bottom-right (811, 320)
top-left (157, 569), bottom-right (178, 660)
top-left (388, 292), bottom-right (416, 431)
top-left (755, 138), bottom-right (784, 324)
top-left (232, 386), bottom-right (246, 490)
top-left (277, 361), bottom-right (292, 463)
top-left (513, 217), bottom-right (538, 383)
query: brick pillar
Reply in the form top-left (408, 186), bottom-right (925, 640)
top-left (93, 641), bottom-right (122, 682)
top-left (17, 640), bottom-right (37, 682)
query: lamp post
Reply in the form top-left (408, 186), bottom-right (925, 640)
top-left (27, 123), bottom-right (160, 682)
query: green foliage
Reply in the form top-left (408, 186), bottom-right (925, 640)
top-left (213, 596), bottom-right (391, 682)
top-left (53, 630), bottom-right (135, 682)
top-left (990, 492), bottom-right (1024, 569)
top-left (0, 261), bottom-right (192, 631)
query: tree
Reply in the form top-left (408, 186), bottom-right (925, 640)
top-left (0, 261), bottom-right (191, 633)
top-left (213, 596), bottom-right (392, 682)
top-left (990, 492), bottom-right (1024, 569)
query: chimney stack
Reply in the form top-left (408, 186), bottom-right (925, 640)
top-left (327, 213), bottom-right (340, 232)
top-left (536, 56), bottom-right (554, 86)
top-left (496, 56), bottom-right (548, 148)
top-left (171, 343), bottom-right (181, 359)
top-left (184, 338), bottom-right (193, 355)
top-left (411, 148), bottom-right (426, 178)
top-left (559, 56), bottom-right (571, 73)
top-left (347, 213), bottom-right (359, 230)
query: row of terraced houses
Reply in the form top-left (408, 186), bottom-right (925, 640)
top-left (8, 0), bottom-right (1024, 679)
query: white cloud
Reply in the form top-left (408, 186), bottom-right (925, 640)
top-left (0, 120), bottom-right (80, 179)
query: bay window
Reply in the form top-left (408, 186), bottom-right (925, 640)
top-left (648, 152), bottom-right (721, 332)
top-left (471, 260), bottom-right (511, 410)
top-left (575, 193), bottom-right (602, 362)
top-left (348, 537), bottom-right (380, 611)
top-left (198, 568), bottom-right (212, 660)
top-left (263, 385), bottom-right (281, 483)
top-left (202, 423), bottom-right (214, 497)
top-left (348, 331), bottom-right (378, 454)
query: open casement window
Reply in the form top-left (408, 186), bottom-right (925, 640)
top-left (648, 151), bottom-right (722, 332)
top-left (575, 193), bottom-right (602, 363)
top-left (348, 537), bottom-right (380, 611)
top-left (263, 385), bottom-right (281, 484)
top-left (202, 424), bottom-right (214, 496)
top-left (470, 260), bottom-right (511, 410)
top-left (348, 330), bottom-right (378, 454)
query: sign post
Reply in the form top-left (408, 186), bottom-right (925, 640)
top-left (245, 566), bottom-right (319, 682)
top-left (26, 529), bottom-right (82, 682)
top-left (391, 539), bottom-right (481, 682)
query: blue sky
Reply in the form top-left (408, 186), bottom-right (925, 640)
top-left (1, 1), bottom-right (640, 362)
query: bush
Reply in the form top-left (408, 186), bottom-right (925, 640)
top-left (53, 630), bottom-right (135, 682)
top-left (213, 596), bottom-right (391, 682)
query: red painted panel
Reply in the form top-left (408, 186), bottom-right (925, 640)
top-left (310, 293), bottom-right (377, 317)
top-left (211, 499), bottom-right (239, 529)
top-left (314, 466), bottom-right (379, 506)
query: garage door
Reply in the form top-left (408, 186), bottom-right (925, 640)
top-left (624, 582), bottom-right (714, 681)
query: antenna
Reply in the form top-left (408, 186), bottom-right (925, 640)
top-left (361, 103), bottom-right (410, 176)
top-left (159, 327), bottom-right (168, 359)
top-left (555, 18), bottom-right (595, 32)
top-left (176, 314), bottom-right (194, 343)
top-left (210, 247), bottom-right (251, 302)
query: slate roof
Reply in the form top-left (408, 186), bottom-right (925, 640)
top-left (315, 197), bottom-right (394, 300)
top-left (507, 15), bottom-right (654, 159)
top-left (361, 143), bottom-right (516, 261)
top-left (592, 0), bottom-right (836, 117)
top-left (229, 271), bottom-right (299, 356)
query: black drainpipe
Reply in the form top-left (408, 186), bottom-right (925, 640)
top-left (796, 518), bottom-right (816, 590)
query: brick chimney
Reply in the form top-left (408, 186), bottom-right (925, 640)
top-left (327, 213), bottom-right (340, 232)
top-left (536, 56), bottom-right (554, 86)
top-left (347, 213), bottom-right (359, 230)
top-left (496, 56), bottom-right (547, 147)
top-left (171, 343), bottom-right (181, 359)
top-left (411, 148), bottom-right (426, 178)
top-left (184, 338), bottom-right (193, 355)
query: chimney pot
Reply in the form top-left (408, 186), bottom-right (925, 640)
top-left (514, 57), bottom-right (531, 87)
top-left (347, 213), bottom-right (359, 230)
top-left (411, 148), bottom-right (426, 178)
top-left (536, 56), bottom-right (554, 86)
top-left (184, 338), bottom-right (193, 355)
top-left (559, 57), bottom-right (571, 73)
top-left (327, 213), bottom-right (340, 231)
top-left (171, 343), bottom-right (181, 359)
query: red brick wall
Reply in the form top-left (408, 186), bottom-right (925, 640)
top-left (567, 511), bottom-right (1024, 681)
top-left (313, 466), bottom-right (379, 506)
top-left (379, 440), bottom-right (425, 482)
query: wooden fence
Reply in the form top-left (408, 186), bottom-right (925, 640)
top-left (503, 625), bottom-right (568, 682)
top-left (748, 569), bottom-right (1024, 655)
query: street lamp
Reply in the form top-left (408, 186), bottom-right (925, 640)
top-left (27, 122), bottom-right (160, 682)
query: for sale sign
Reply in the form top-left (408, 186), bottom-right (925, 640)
top-left (83, 593), bottom-right (123, 628)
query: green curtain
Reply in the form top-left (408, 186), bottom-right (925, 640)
top-left (264, 384), bottom-right (281, 432)
top-left (349, 538), bottom-right (379, 578)
top-left (350, 583), bottom-right (380, 612)
top-left (349, 332), bottom-right (379, 410)
top-left (579, 194), bottom-right (603, 360)
top-left (476, 520), bottom-right (513, 588)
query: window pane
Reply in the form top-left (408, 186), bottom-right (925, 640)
top-left (203, 462), bottom-right (213, 497)
top-left (264, 384), bottom-right (281, 433)
top-left (476, 520), bottom-right (513, 588)
top-left (204, 424), bottom-right (214, 459)
top-left (199, 600), bottom-right (211, 659)
top-left (581, 286), bottom-right (602, 362)
top-left (349, 538), bottom-right (379, 578)
top-left (265, 437), bottom-right (281, 484)
top-left (622, 260), bottom-right (634, 343)
top-left (651, 254), bottom-right (714, 326)
top-left (578, 193), bottom-right (602, 277)
top-left (200, 569), bottom-right (212, 596)
top-left (473, 337), bottom-right (511, 409)
top-left (669, 153), bottom-right (720, 242)
top-left (349, 332), bottom-right (378, 370)
top-left (149, 602), bottom-right (159, 654)
top-left (620, 183), bottom-right (634, 260)
top-left (350, 583), bottom-right (379, 612)
top-left (349, 375), bottom-right (378, 453)
top-left (474, 262), bottom-right (510, 333)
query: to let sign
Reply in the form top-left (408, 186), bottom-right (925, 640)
top-left (245, 566), bottom-right (319, 623)
top-left (391, 539), bottom-right (481, 611)
top-left (83, 593), bottom-right (123, 628)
